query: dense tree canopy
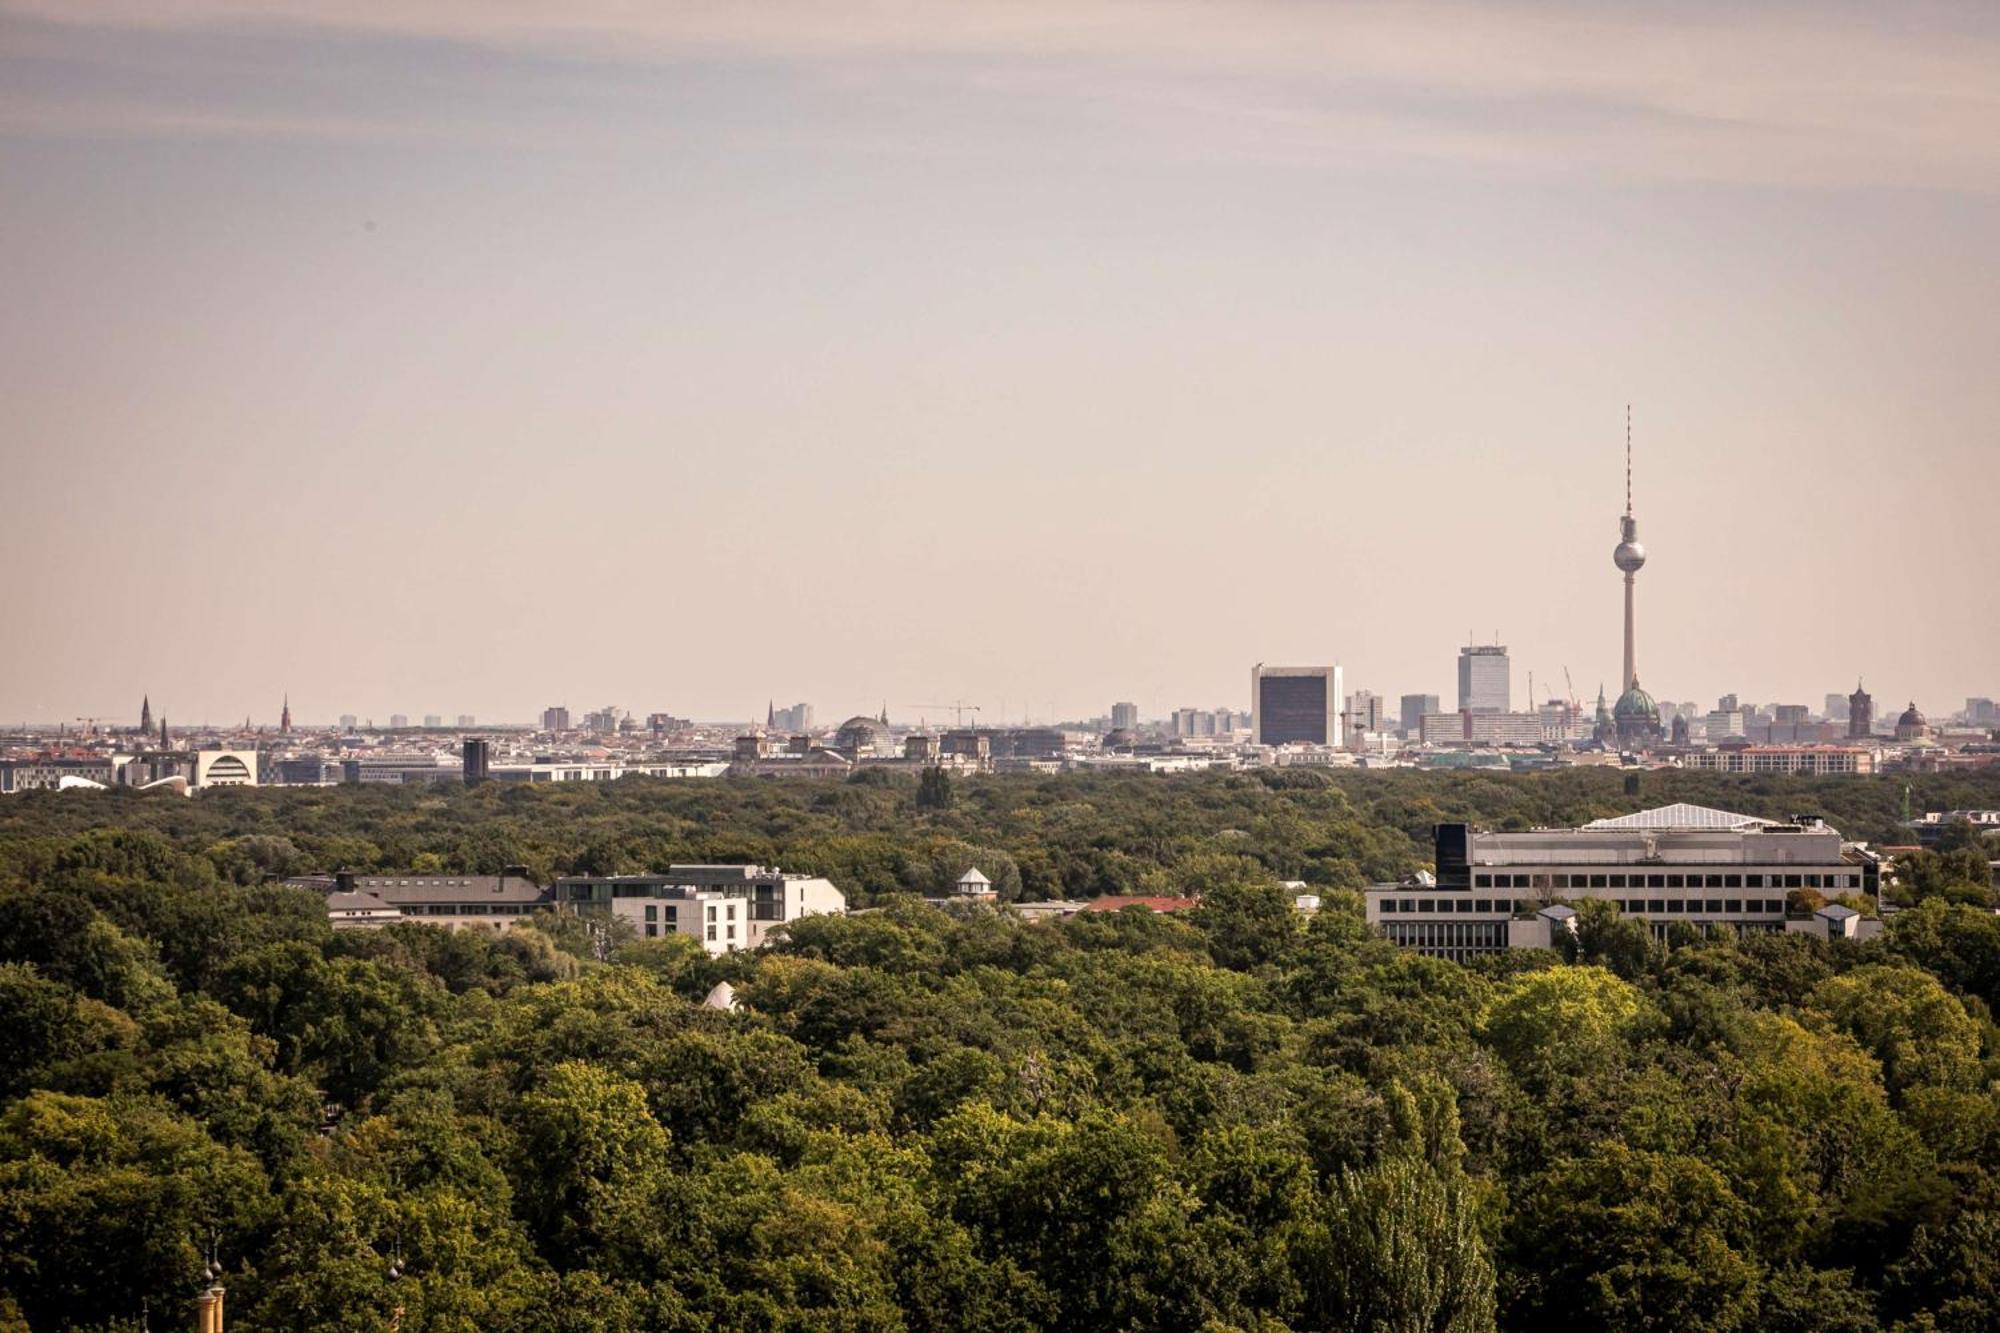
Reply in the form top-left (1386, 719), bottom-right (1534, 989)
top-left (0, 766), bottom-right (1994, 1330)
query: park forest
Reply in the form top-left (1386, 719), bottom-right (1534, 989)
top-left (2, 766), bottom-right (2000, 1332)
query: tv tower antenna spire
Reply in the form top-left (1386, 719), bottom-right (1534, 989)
top-left (1625, 403), bottom-right (1633, 515)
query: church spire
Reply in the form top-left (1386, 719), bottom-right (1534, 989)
top-left (281, 694), bottom-right (292, 734)
top-left (139, 694), bottom-right (152, 734)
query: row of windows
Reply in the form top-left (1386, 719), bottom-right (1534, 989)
top-left (1381, 921), bottom-right (1509, 962)
top-left (643, 905), bottom-right (679, 924)
top-left (1381, 897), bottom-right (1786, 917)
top-left (704, 923), bottom-right (738, 942)
top-left (1472, 870), bottom-right (1855, 891)
top-left (407, 904), bottom-right (538, 916)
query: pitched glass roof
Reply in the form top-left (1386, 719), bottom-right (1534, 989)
top-left (1581, 803), bottom-right (1777, 831)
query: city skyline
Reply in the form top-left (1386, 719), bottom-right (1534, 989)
top-left (3, 2), bottom-right (1997, 724)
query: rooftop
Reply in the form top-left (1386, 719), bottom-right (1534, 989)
top-left (1581, 803), bottom-right (1778, 832)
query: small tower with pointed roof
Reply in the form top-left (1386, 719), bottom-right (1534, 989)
top-left (280, 695), bottom-right (292, 735)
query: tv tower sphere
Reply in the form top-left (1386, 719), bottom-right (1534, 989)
top-left (1613, 514), bottom-right (1646, 573)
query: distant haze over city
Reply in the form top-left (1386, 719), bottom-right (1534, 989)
top-left (2, 1), bottom-right (1996, 725)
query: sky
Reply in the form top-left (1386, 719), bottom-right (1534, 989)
top-left (2, 1), bottom-right (1997, 728)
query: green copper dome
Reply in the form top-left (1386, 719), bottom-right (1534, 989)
top-left (1613, 681), bottom-right (1659, 721)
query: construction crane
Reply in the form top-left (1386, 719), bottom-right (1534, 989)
top-left (73, 717), bottom-right (100, 737)
top-left (903, 701), bottom-right (981, 729)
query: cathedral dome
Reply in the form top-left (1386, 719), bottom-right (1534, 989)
top-left (1897, 702), bottom-right (1926, 729)
top-left (1613, 681), bottom-right (1659, 722)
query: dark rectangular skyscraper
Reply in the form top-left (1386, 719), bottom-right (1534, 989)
top-left (462, 738), bottom-right (491, 786)
top-left (1252, 665), bottom-right (1342, 746)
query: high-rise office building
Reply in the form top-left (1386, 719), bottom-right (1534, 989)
top-left (1110, 701), bottom-right (1139, 731)
top-left (339, 714), bottom-right (358, 730)
top-left (1346, 690), bottom-right (1384, 734)
top-left (542, 706), bottom-right (571, 732)
top-left (1823, 694), bottom-right (1850, 723)
top-left (1252, 665), bottom-right (1343, 747)
top-left (1968, 698), bottom-right (1998, 726)
top-left (457, 714), bottom-right (476, 728)
top-left (424, 714), bottom-right (443, 728)
top-left (1457, 645), bottom-right (1510, 714)
top-left (462, 738), bottom-right (491, 786)
top-left (1400, 694), bottom-right (1441, 738)
top-left (389, 713), bottom-right (409, 729)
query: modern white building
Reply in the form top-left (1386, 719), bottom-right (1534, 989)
top-left (555, 865), bottom-right (847, 953)
top-left (1457, 645), bottom-right (1511, 714)
top-left (1366, 804), bottom-right (1881, 962)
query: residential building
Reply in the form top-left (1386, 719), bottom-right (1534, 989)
top-left (1400, 694), bottom-right (1441, 739)
top-left (1366, 804), bottom-right (1879, 962)
top-left (555, 865), bottom-right (846, 953)
top-left (1252, 664), bottom-right (1343, 747)
top-left (1346, 690), bottom-right (1384, 735)
top-left (1682, 746), bottom-right (1877, 776)
top-left (1110, 701), bottom-right (1139, 731)
top-left (389, 714), bottom-right (409, 729)
top-left (423, 714), bottom-right (443, 728)
top-left (541, 706), bottom-right (571, 732)
top-left (457, 714), bottom-right (477, 727)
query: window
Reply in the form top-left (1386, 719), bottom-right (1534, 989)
top-left (1725, 874), bottom-right (1742, 888)
top-left (1609, 874), bottom-right (1627, 889)
top-left (1746, 874), bottom-right (1764, 888)
top-left (1381, 900), bottom-right (1399, 914)
top-left (1705, 899), bottom-right (1723, 914)
top-left (1399, 899), bottom-right (1415, 913)
top-left (1553, 874), bottom-right (1570, 890)
top-left (663, 906), bottom-right (677, 923)
top-left (1666, 874), bottom-right (1684, 889)
top-left (1456, 899), bottom-right (1474, 913)
top-left (706, 924), bottom-right (716, 941)
top-left (645, 924), bottom-right (658, 938)
top-left (1648, 873), bottom-right (1665, 889)
top-left (1667, 899), bottom-right (1685, 913)
top-left (1648, 899), bottom-right (1665, 914)
top-left (707, 904), bottom-right (717, 921)
top-left (1475, 900), bottom-right (1492, 913)
top-left (1590, 874), bottom-right (1608, 889)
top-left (1475, 874), bottom-right (1492, 888)
top-left (644, 906), bottom-right (657, 922)
top-left (726, 925), bottom-right (737, 940)
top-left (1418, 900), bottom-right (1436, 913)
top-left (1725, 900), bottom-right (1742, 914)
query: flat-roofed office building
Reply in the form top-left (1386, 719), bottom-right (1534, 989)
top-left (556, 864), bottom-right (846, 954)
top-left (1366, 803), bottom-right (1880, 962)
top-left (1457, 644), bottom-right (1510, 714)
top-left (1252, 664), bottom-right (1343, 747)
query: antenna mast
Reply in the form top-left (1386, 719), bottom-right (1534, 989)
top-left (1625, 403), bottom-right (1633, 515)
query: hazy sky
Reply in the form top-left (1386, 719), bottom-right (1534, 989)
top-left (3, 1), bottom-right (1996, 727)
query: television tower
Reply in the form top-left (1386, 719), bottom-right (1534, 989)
top-left (1612, 406), bottom-right (1647, 693)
